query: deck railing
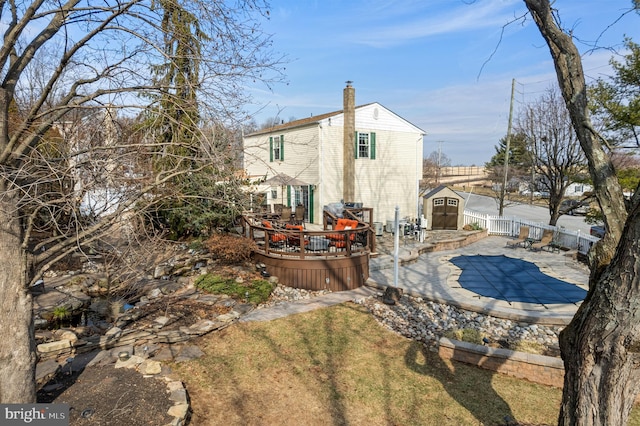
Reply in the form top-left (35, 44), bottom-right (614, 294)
top-left (463, 209), bottom-right (600, 255)
top-left (241, 214), bottom-right (373, 259)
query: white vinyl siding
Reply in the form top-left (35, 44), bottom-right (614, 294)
top-left (354, 129), bottom-right (420, 221)
top-left (244, 102), bottom-right (424, 224)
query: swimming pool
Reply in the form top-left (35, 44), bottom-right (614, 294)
top-left (449, 254), bottom-right (587, 305)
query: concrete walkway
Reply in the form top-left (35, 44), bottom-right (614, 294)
top-left (241, 235), bottom-right (590, 326)
top-left (239, 286), bottom-right (377, 322)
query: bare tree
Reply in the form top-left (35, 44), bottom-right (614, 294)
top-left (524, 1), bottom-right (640, 424)
top-left (422, 150), bottom-right (451, 191)
top-left (0, 0), bottom-right (283, 403)
top-left (516, 86), bottom-right (586, 225)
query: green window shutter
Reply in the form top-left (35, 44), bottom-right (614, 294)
top-left (354, 131), bottom-right (359, 159)
top-left (286, 185), bottom-right (291, 206)
top-left (269, 137), bottom-right (273, 162)
top-left (370, 132), bottom-right (376, 159)
top-left (280, 135), bottom-right (285, 161)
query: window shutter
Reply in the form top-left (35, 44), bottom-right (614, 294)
top-left (280, 135), bottom-right (285, 161)
top-left (370, 132), bottom-right (376, 159)
top-left (354, 131), bottom-right (359, 159)
top-left (269, 137), bottom-right (273, 162)
top-left (287, 185), bottom-right (291, 206)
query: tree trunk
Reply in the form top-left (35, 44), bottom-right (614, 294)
top-left (558, 203), bottom-right (640, 425)
top-left (524, 0), bottom-right (627, 273)
top-left (0, 186), bottom-right (37, 403)
top-left (549, 195), bottom-right (561, 226)
top-left (523, 1), bottom-right (639, 424)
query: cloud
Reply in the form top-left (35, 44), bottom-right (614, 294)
top-left (347, 0), bottom-right (524, 48)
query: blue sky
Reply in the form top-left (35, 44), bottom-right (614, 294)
top-left (246, 0), bottom-right (639, 165)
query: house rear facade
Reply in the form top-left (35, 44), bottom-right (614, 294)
top-left (243, 84), bottom-right (426, 225)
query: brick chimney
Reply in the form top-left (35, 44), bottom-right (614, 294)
top-left (343, 82), bottom-right (355, 202)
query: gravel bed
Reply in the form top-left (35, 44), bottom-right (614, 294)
top-left (357, 293), bottom-right (562, 356)
top-left (257, 284), bottom-right (332, 307)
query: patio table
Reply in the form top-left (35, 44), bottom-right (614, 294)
top-left (523, 237), bottom-right (535, 250)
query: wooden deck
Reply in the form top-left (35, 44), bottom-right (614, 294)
top-left (252, 251), bottom-right (369, 292)
top-left (241, 214), bottom-right (373, 292)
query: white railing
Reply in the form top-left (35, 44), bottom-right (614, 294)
top-left (463, 209), bottom-right (600, 255)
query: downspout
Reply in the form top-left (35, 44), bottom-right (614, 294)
top-left (416, 135), bottom-right (422, 218)
top-left (317, 123), bottom-right (323, 225)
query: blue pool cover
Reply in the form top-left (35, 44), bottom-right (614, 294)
top-left (449, 255), bottom-right (587, 305)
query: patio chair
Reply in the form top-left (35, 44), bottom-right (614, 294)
top-left (531, 229), bottom-right (554, 251)
top-left (261, 220), bottom-right (286, 244)
top-left (507, 226), bottom-right (530, 248)
top-left (280, 208), bottom-right (293, 223)
top-left (294, 204), bottom-right (305, 226)
top-left (285, 224), bottom-right (307, 247)
top-left (327, 218), bottom-right (359, 248)
top-left (544, 231), bottom-right (562, 253)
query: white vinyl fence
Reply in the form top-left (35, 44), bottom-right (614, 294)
top-left (463, 209), bottom-right (600, 255)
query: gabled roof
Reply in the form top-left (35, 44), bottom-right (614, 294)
top-left (246, 102), bottom-right (425, 137)
top-left (245, 105), bottom-right (367, 137)
top-left (423, 185), bottom-right (462, 199)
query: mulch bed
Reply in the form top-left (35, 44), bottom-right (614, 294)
top-left (38, 364), bottom-right (174, 425)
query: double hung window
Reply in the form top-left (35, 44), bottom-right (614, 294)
top-left (269, 135), bottom-right (284, 162)
top-left (355, 131), bottom-right (376, 159)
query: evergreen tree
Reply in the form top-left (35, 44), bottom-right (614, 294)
top-left (590, 38), bottom-right (640, 148)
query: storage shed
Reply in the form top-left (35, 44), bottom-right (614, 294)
top-left (423, 186), bottom-right (465, 230)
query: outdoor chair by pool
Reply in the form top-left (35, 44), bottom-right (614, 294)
top-left (531, 229), bottom-right (554, 251)
top-left (507, 226), bottom-right (530, 248)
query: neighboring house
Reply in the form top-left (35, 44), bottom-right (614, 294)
top-left (243, 83), bottom-right (426, 225)
top-left (564, 182), bottom-right (592, 197)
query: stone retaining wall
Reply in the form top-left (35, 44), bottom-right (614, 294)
top-left (419, 230), bottom-right (488, 254)
top-left (438, 337), bottom-right (564, 388)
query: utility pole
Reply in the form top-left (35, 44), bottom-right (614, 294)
top-left (436, 140), bottom-right (443, 185)
top-left (499, 79), bottom-right (516, 216)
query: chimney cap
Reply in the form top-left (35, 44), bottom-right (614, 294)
top-left (345, 80), bottom-right (353, 87)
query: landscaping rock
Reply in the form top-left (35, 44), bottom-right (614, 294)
top-left (174, 345), bottom-right (204, 363)
top-left (382, 286), bottom-right (403, 305)
top-left (140, 360), bottom-right (162, 375)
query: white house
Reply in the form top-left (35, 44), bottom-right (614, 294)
top-left (243, 84), bottom-right (426, 225)
top-left (564, 182), bottom-right (593, 197)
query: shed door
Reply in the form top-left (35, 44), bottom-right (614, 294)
top-left (432, 197), bottom-right (458, 230)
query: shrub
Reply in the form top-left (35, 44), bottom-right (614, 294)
top-left (205, 233), bottom-right (257, 264)
top-left (188, 239), bottom-right (205, 252)
top-left (143, 171), bottom-right (249, 239)
top-left (52, 306), bottom-right (71, 321)
top-left (510, 340), bottom-right (546, 355)
top-left (463, 222), bottom-right (483, 231)
top-left (195, 274), bottom-right (274, 305)
top-left (444, 328), bottom-right (485, 345)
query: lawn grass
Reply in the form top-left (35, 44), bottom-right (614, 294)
top-left (173, 303), bottom-right (640, 426)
